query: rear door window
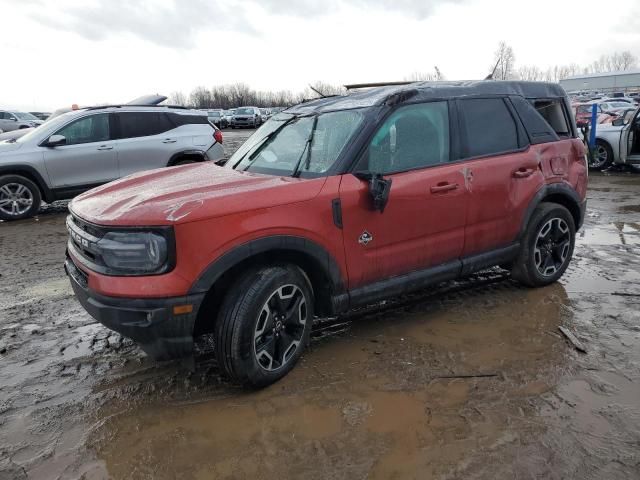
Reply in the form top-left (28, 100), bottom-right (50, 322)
top-left (459, 98), bottom-right (518, 158)
top-left (117, 112), bottom-right (175, 139)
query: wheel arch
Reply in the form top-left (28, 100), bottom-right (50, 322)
top-left (0, 164), bottom-right (54, 203)
top-left (167, 150), bottom-right (206, 167)
top-left (190, 236), bottom-right (347, 336)
top-left (519, 184), bottom-right (584, 239)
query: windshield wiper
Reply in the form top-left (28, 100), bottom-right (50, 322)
top-left (291, 115), bottom-right (318, 178)
top-left (232, 116), bottom-right (298, 171)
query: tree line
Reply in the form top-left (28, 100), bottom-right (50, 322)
top-left (490, 41), bottom-right (637, 82)
top-left (169, 45), bottom-right (638, 109)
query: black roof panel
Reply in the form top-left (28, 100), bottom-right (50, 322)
top-left (285, 80), bottom-right (568, 114)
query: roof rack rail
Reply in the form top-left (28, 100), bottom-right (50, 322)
top-left (84, 104), bottom-right (190, 111)
top-left (344, 81), bottom-right (414, 90)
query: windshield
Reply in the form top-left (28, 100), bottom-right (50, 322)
top-left (235, 108), bottom-right (254, 115)
top-left (607, 102), bottom-right (629, 109)
top-left (227, 110), bottom-right (365, 177)
top-left (12, 111), bottom-right (39, 121)
top-left (16, 110), bottom-right (78, 143)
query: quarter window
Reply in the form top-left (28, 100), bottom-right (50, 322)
top-left (460, 98), bottom-right (518, 158)
top-left (533, 100), bottom-right (570, 137)
top-left (55, 114), bottom-right (110, 145)
top-left (366, 102), bottom-right (450, 174)
top-left (117, 112), bottom-right (175, 139)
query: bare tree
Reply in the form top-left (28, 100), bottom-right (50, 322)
top-left (518, 65), bottom-right (543, 81)
top-left (618, 51), bottom-right (637, 70)
top-left (168, 91), bottom-right (187, 106)
top-left (491, 41), bottom-right (516, 80)
top-left (403, 67), bottom-right (444, 82)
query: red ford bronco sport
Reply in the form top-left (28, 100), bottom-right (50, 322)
top-left (65, 81), bottom-right (587, 387)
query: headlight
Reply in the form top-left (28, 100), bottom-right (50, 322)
top-left (97, 230), bottom-right (170, 274)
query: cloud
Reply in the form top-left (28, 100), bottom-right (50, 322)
top-left (26, 0), bottom-right (467, 49)
top-left (255, 0), bottom-right (469, 19)
top-left (29, 0), bottom-right (259, 48)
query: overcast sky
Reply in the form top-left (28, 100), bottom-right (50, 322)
top-left (1, 0), bottom-right (639, 111)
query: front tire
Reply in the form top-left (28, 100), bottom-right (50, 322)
top-left (0, 175), bottom-right (41, 221)
top-left (215, 265), bottom-right (313, 388)
top-left (511, 203), bottom-right (575, 287)
top-left (589, 140), bottom-right (613, 171)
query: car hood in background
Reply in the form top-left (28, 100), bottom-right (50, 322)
top-left (0, 128), bottom-right (33, 141)
top-left (0, 140), bottom-right (24, 152)
top-left (70, 163), bottom-right (326, 226)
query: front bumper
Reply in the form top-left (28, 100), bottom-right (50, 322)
top-left (65, 256), bottom-right (204, 360)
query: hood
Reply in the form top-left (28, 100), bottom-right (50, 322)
top-left (70, 162), bottom-right (326, 226)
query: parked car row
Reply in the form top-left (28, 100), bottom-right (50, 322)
top-left (201, 107), bottom-right (280, 129)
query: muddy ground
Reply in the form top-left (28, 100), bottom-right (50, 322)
top-left (1, 130), bottom-right (639, 479)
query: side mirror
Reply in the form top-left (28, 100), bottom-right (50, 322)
top-left (45, 134), bottom-right (67, 147)
top-left (354, 171), bottom-right (392, 213)
top-left (612, 118), bottom-right (625, 127)
top-left (9, 117), bottom-right (17, 122)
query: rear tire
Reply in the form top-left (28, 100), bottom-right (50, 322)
top-left (511, 203), bottom-right (575, 287)
top-left (215, 265), bottom-right (313, 388)
top-left (0, 175), bottom-right (41, 221)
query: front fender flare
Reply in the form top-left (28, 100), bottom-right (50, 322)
top-left (188, 235), bottom-right (347, 300)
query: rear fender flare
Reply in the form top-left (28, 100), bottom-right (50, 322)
top-left (167, 150), bottom-right (206, 166)
top-left (519, 183), bottom-right (584, 238)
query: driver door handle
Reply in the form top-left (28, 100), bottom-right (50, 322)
top-left (513, 168), bottom-right (535, 178)
top-left (97, 145), bottom-right (113, 151)
top-left (162, 138), bottom-right (177, 144)
top-left (430, 182), bottom-right (459, 194)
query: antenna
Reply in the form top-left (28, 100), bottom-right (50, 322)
top-left (485, 58), bottom-right (501, 80)
top-left (308, 85), bottom-right (326, 98)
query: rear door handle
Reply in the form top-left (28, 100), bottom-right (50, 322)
top-left (97, 145), bottom-right (113, 151)
top-left (162, 138), bottom-right (177, 144)
top-left (513, 168), bottom-right (535, 178)
top-left (430, 183), bottom-right (459, 194)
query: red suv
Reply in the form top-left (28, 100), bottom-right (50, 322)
top-left (65, 81), bottom-right (588, 387)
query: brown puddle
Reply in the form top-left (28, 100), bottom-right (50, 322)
top-left (1, 168), bottom-right (640, 479)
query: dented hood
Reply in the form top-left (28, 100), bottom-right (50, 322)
top-left (70, 163), bottom-right (325, 226)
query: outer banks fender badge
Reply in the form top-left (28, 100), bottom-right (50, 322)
top-left (358, 231), bottom-right (373, 246)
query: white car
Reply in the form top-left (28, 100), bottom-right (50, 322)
top-left (591, 107), bottom-right (640, 170)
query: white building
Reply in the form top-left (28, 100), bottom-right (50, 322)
top-left (560, 69), bottom-right (640, 93)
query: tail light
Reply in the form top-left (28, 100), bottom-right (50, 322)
top-left (214, 129), bottom-right (223, 144)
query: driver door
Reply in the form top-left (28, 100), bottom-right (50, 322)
top-left (619, 107), bottom-right (640, 164)
top-left (339, 101), bottom-right (467, 289)
top-left (43, 113), bottom-right (118, 189)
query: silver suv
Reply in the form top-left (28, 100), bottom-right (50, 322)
top-left (0, 105), bottom-right (224, 221)
top-left (231, 106), bottom-right (263, 128)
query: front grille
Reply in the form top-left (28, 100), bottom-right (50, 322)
top-left (66, 214), bottom-right (107, 271)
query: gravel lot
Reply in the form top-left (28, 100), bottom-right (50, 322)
top-left (1, 130), bottom-right (639, 479)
